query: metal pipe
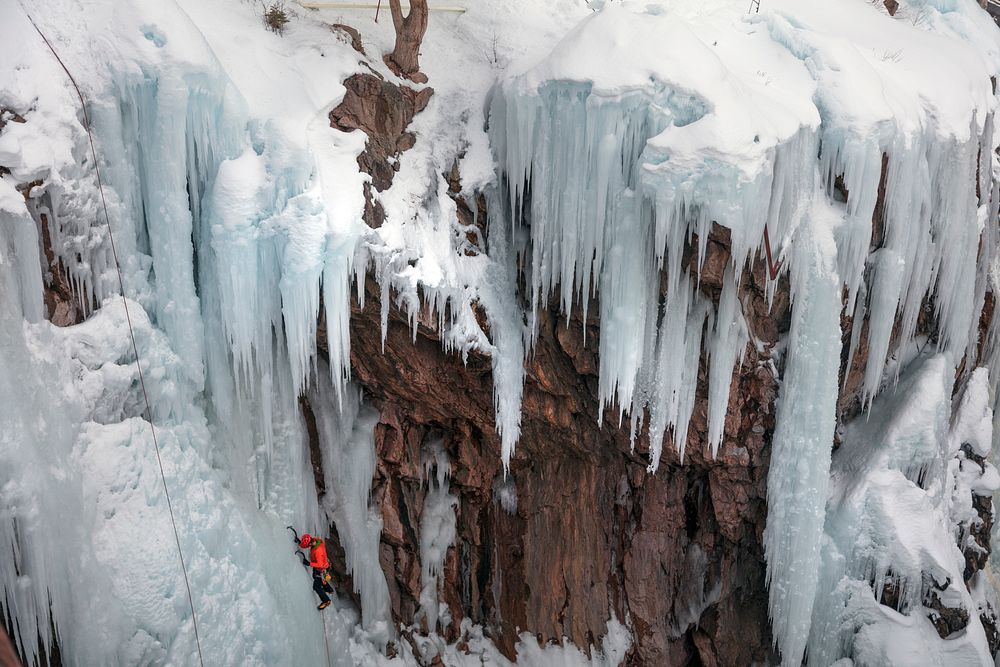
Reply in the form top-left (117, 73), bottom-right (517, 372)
top-left (297, 2), bottom-right (466, 12)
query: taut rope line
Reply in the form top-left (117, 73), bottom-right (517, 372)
top-left (20, 10), bottom-right (207, 667)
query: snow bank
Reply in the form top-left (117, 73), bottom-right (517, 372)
top-left (0, 295), bottom-right (329, 665)
top-left (810, 355), bottom-right (998, 666)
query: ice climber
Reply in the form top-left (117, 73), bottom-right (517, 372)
top-left (297, 533), bottom-right (335, 610)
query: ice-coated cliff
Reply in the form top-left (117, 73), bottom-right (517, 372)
top-left (3, 0), bottom-right (1000, 665)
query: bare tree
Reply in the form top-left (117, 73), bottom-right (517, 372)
top-left (386, 0), bottom-right (429, 82)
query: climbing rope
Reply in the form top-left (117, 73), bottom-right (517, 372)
top-left (20, 10), bottom-right (207, 667)
top-left (322, 612), bottom-right (333, 667)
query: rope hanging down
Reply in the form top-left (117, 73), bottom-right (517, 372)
top-left (21, 11), bottom-right (207, 667)
top-left (321, 613), bottom-right (333, 667)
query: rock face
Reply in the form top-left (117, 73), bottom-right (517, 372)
top-left (322, 43), bottom-right (998, 666)
top-left (0, 625), bottom-right (22, 667)
top-left (37, 209), bottom-right (84, 327)
top-left (324, 68), bottom-right (788, 662)
top-left (336, 251), bottom-right (783, 664)
top-left (323, 63), bottom-right (787, 663)
top-left (956, 442), bottom-right (1000, 655)
top-left (1, 108), bottom-right (82, 328)
top-left (329, 71), bottom-right (432, 229)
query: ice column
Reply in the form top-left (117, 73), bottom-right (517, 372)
top-left (764, 199), bottom-right (843, 667)
top-left (309, 366), bottom-right (393, 641)
top-left (418, 440), bottom-right (458, 631)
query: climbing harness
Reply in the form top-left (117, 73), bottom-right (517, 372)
top-left (19, 10), bottom-right (206, 667)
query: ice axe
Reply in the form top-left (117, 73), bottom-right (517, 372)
top-left (287, 526), bottom-right (311, 567)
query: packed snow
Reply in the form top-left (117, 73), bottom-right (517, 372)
top-left (809, 356), bottom-right (1000, 666)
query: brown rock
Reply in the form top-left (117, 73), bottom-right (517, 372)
top-left (0, 625), bottom-right (20, 667)
top-left (315, 257), bottom-right (777, 663)
top-left (38, 211), bottom-right (85, 327)
top-left (330, 24), bottom-right (364, 54)
top-left (328, 68), bottom-right (433, 227)
top-left (0, 107), bottom-right (26, 132)
top-left (925, 588), bottom-right (970, 638)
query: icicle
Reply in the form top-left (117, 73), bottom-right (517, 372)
top-left (492, 78), bottom-right (787, 467)
top-left (707, 265), bottom-right (749, 456)
top-left (309, 369), bottom-right (393, 642)
top-left (764, 196), bottom-right (842, 667)
top-left (597, 194), bottom-right (654, 423)
top-left (418, 440), bottom-right (458, 632)
top-left (642, 283), bottom-right (711, 467)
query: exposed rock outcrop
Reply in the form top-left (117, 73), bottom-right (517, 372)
top-left (37, 209), bottom-right (83, 327)
top-left (329, 71), bottom-right (432, 229)
top-left (0, 625), bottom-right (22, 667)
top-left (317, 219), bottom-right (787, 663)
top-left (956, 442), bottom-right (1000, 656)
top-left (1, 108), bottom-right (82, 327)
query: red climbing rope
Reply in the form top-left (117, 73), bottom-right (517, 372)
top-left (20, 9), bottom-right (207, 667)
top-left (763, 224), bottom-right (781, 281)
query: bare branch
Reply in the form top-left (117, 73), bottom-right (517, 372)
top-left (389, 0), bottom-right (404, 32)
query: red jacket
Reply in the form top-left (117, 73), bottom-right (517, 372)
top-left (309, 539), bottom-right (330, 570)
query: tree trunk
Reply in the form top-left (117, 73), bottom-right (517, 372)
top-left (387, 0), bottom-right (429, 81)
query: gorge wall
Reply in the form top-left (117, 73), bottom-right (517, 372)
top-left (311, 46), bottom-right (1000, 663)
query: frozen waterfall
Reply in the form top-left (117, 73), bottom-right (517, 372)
top-left (3, 0), bottom-right (1000, 665)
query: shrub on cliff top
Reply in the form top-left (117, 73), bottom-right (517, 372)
top-left (263, 2), bottom-right (290, 34)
